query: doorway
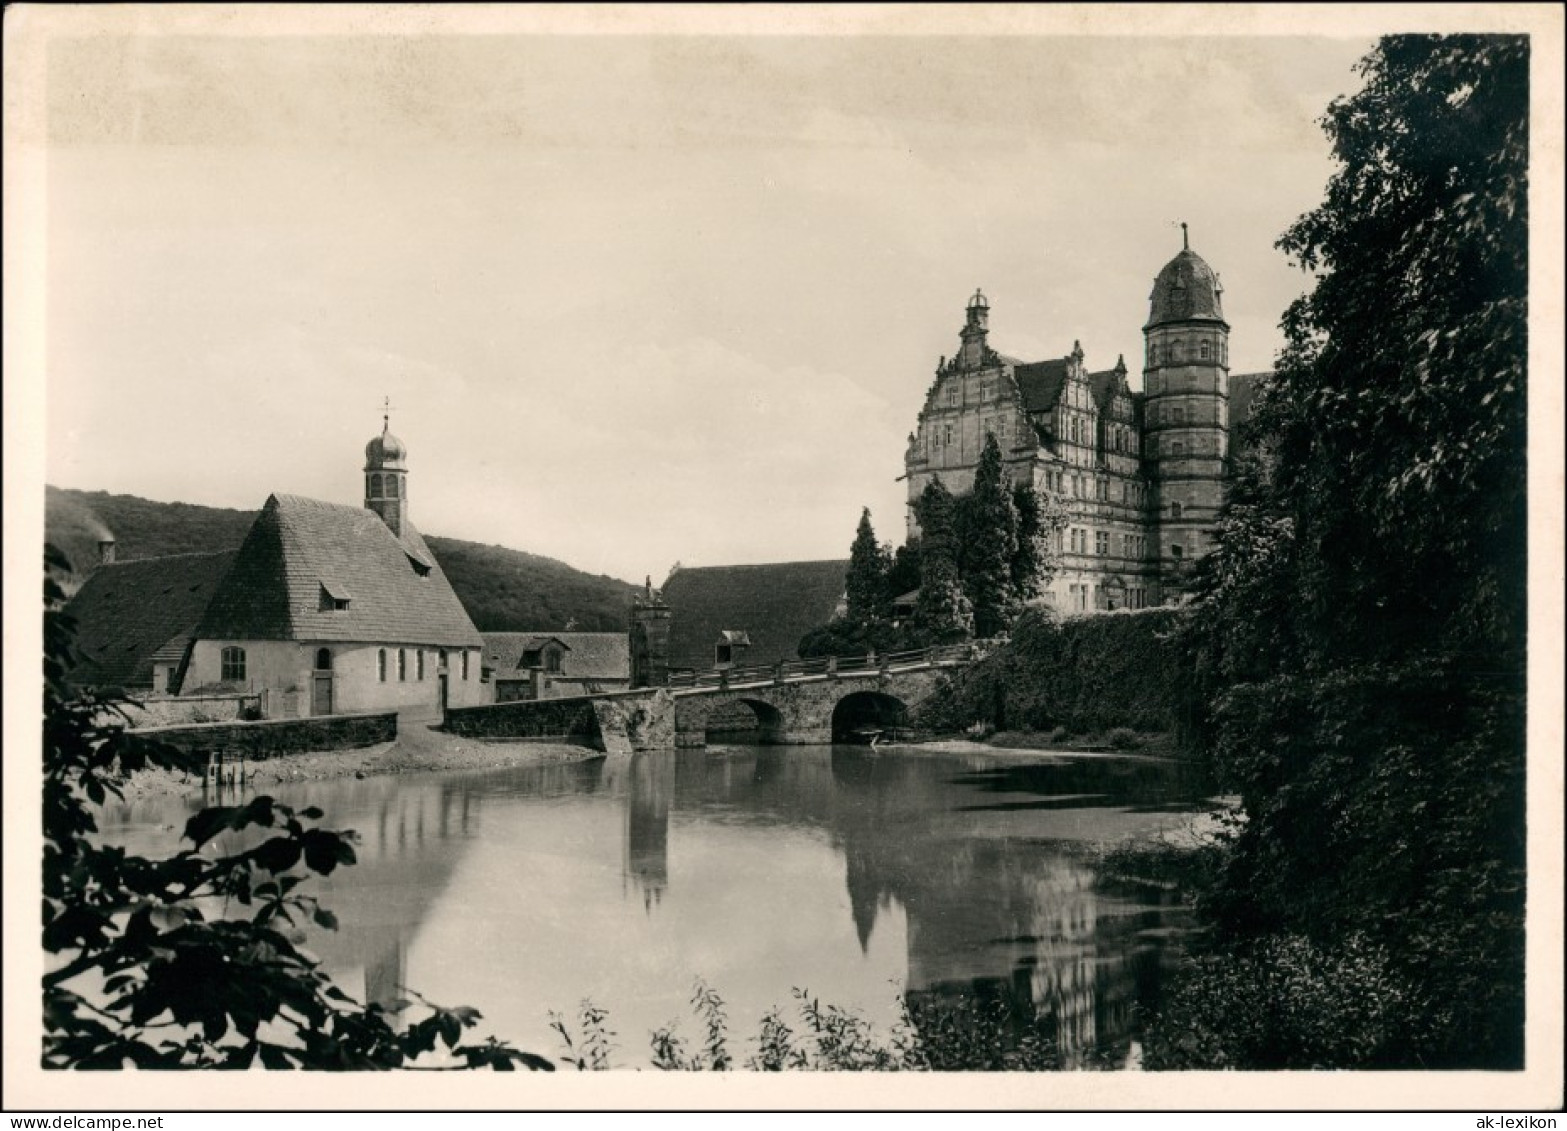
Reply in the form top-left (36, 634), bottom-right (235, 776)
top-left (312, 648), bottom-right (334, 716)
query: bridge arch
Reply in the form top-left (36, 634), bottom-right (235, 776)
top-left (830, 690), bottom-right (910, 742)
top-left (704, 696), bottom-right (786, 744)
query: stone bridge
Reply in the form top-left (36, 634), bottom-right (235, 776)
top-left (669, 649), bottom-right (967, 747)
top-left (442, 648), bottom-right (970, 752)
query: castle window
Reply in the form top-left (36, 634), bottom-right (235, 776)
top-left (378, 648), bottom-right (388, 682)
top-left (314, 648), bottom-right (332, 671)
top-left (1200, 340), bottom-right (1211, 360)
top-left (1095, 531), bottom-right (1109, 555)
top-left (948, 385), bottom-right (958, 406)
top-left (1171, 544), bottom-right (1184, 560)
top-left (1149, 341), bottom-right (1159, 366)
top-left (1171, 440), bottom-right (1185, 457)
top-left (1097, 479), bottom-right (1108, 501)
top-left (1172, 405), bottom-right (1185, 424)
top-left (220, 646), bottom-right (246, 683)
top-left (1171, 340), bottom-right (1183, 362)
top-left (398, 648), bottom-right (407, 681)
top-left (1171, 502), bottom-right (1184, 519)
top-left (943, 424), bottom-right (953, 446)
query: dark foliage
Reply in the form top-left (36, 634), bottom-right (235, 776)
top-left (910, 478), bottom-right (974, 645)
top-left (914, 607), bottom-right (1187, 735)
top-left (42, 547), bottom-right (550, 1070)
top-left (954, 435), bottom-right (1018, 638)
top-left (845, 507), bottom-right (893, 625)
top-left (1166, 35), bottom-right (1529, 1069)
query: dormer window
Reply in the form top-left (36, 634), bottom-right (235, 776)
top-left (320, 582), bottom-right (352, 611)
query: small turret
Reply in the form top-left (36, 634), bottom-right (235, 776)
top-left (364, 399), bottom-right (409, 538)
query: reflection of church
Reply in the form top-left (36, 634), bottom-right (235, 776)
top-left (621, 752), bottom-right (671, 910)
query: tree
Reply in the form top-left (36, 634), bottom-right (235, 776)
top-left (1174, 35), bottom-right (1529, 1068)
top-left (42, 546), bottom-right (550, 1070)
top-left (956, 435), bottom-right (1018, 638)
top-left (844, 507), bottom-right (892, 626)
top-left (1010, 479), bottom-right (1067, 608)
top-left (910, 478), bottom-right (973, 645)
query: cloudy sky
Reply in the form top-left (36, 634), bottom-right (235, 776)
top-left (32, 11), bottom-right (1377, 583)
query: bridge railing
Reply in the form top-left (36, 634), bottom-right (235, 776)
top-left (665, 643), bottom-right (976, 690)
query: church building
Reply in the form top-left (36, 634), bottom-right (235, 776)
top-left (903, 231), bottom-right (1268, 610)
top-left (178, 415), bottom-right (487, 718)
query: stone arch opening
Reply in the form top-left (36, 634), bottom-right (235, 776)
top-left (831, 691), bottom-right (909, 742)
top-left (705, 697), bottom-right (785, 744)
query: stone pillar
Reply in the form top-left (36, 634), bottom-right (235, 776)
top-left (630, 579), bottom-right (672, 688)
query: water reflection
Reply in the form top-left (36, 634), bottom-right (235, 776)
top-left (103, 745), bottom-right (1204, 1068)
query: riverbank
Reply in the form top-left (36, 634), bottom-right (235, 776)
top-left (117, 721), bottom-right (602, 802)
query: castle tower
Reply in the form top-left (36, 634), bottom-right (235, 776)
top-left (1142, 224), bottom-right (1230, 599)
top-left (364, 404), bottom-right (409, 538)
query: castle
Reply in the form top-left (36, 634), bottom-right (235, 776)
top-left (903, 230), bottom-right (1267, 611)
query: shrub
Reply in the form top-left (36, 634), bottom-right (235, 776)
top-left (1106, 727), bottom-right (1140, 750)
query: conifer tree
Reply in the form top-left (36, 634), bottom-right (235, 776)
top-left (845, 507), bottom-right (891, 626)
top-left (911, 478), bottom-right (973, 644)
top-left (960, 435), bottom-right (1019, 637)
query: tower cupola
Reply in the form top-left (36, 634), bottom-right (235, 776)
top-left (364, 401), bottom-right (409, 538)
top-left (957, 287), bottom-right (991, 368)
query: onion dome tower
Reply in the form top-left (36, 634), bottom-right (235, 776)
top-left (364, 401), bottom-right (409, 538)
top-left (1142, 224), bottom-right (1230, 596)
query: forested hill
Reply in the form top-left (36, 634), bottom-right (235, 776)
top-left (44, 486), bottom-right (639, 632)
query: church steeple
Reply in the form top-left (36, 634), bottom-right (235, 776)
top-left (364, 398), bottom-right (409, 538)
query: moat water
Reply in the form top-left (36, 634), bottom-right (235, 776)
top-left (104, 743), bottom-right (1214, 1069)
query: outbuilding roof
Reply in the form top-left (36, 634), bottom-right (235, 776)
top-left (662, 559), bottom-right (849, 672)
top-left (63, 550), bottom-right (237, 689)
top-left (482, 631), bottom-right (630, 679)
top-left (195, 494), bottom-right (482, 648)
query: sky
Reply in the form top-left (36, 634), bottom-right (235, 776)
top-left (35, 18), bottom-right (1376, 584)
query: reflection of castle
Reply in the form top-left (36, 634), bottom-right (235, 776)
top-left (622, 753), bottom-right (671, 910)
top-left (830, 753), bottom-right (1184, 1067)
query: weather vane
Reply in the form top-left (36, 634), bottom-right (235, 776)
top-left (382, 395), bottom-right (394, 429)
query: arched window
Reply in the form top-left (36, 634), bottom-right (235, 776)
top-left (220, 646), bottom-right (246, 683)
top-left (398, 648), bottom-right (407, 681)
top-left (314, 648), bottom-right (332, 671)
top-left (386, 476), bottom-right (399, 499)
top-left (378, 648), bottom-right (388, 682)
top-left (371, 473), bottom-right (383, 497)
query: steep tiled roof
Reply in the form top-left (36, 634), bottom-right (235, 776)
top-left (1229, 371), bottom-right (1270, 436)
top-left (63, 550), bottom-right (236, 689)
top-left (195, 494), bottom-right (482, 648)
top-left (662, 560), bottom-right (849, 671)
top-left (1087, 367), bottom-right (1128, 413)
top-left (1011, 360), bottom-right (1069, 414)
top-left (482, 631), bottom-right (630, 680)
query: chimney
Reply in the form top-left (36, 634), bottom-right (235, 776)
top-left (98, 538), bottom-right (117, 566)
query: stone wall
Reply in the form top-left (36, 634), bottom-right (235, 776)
top-left (134, 710), bottom-right (398, 759)
top-left (116, 693), bottom-right (261, 729)
top-left (444, 689), bottom-right (674, 753)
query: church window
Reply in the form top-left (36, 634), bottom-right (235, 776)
top-left (371, 473), bottom-right (383, 497)
top-left (220, 646), bottom-right (246, 683)
top-left (387, 476), bottom-right (399, 499)
top-left (398, 648), bottom-right (407, 681)
top-left (417, 650), bottom-right (426, 680)
top-left (378, 649), bottom-right (388, 682)
top-left (462, 651), bottom-right (471, 680)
